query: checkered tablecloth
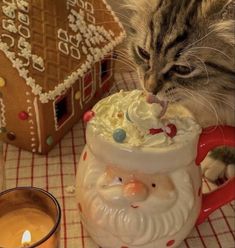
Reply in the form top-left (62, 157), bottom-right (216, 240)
top-left (2, 72), bottom-right (235, 248)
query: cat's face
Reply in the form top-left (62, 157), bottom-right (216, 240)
top-left (126, 0), bottom-right (235, 107)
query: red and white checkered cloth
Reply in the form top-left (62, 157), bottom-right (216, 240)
top-left (3, 72), bottom-right (235, 248)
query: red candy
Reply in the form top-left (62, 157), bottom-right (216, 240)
top-left (83, 110), bottom-right (95, 123)
top-left (165, 124), bottom-right (177, 138)
top-left (149, 128), bottom-right (163, 135)
top-left (19, 111), bottom-right (29, 120)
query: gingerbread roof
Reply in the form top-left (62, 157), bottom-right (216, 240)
top-left (0, 0), bottom-right (125, 103)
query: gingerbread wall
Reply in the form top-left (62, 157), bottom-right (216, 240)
top-left (38, 60), bottom-right (114, 154)
top-left (0, 54), bottom-right (40, 153)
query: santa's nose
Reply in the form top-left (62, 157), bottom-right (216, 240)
top-left (123, 180), bottom-right (148, 202)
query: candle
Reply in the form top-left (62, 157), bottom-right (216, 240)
top-left (22, 230), bottom-right (31, 247)
top-left (0, 187), bottom-right (61, 248)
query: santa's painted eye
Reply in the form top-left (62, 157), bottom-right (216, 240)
top-left (152, 183), bottom-right (156, 188)
top-left (109, 177), bottom-right (123, 186)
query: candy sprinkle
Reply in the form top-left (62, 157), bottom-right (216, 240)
top-left (165, 124), bottom-right (177, 138)
top-left (113, 128), bottom-right (126, 143)
top-left (83, 110), bottom-right (95, 123)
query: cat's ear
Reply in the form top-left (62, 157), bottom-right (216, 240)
top-left (199, 0), bottom-right (231, 18)
top-left (210, 20), bottom-right (235, 45)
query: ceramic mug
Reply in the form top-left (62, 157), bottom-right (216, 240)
top-left (76, 125), bottom-right (235, 248)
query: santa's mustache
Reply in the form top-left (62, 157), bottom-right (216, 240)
top-left (80, 169), bottom-right (194, 246)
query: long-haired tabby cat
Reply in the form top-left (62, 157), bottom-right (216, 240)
top-left (124, 0), bottom-right (235, 181)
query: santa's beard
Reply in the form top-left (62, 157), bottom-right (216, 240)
top-left (79, 165), bottom-right (194, 246)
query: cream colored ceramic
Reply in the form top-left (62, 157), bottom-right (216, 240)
top-left (76, 92), bottom-right (235, 248)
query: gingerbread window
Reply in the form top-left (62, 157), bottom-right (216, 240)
top-left (83, 71), bottom-right (96, 103)
top-left (100, 56), bottom-right (112, 87)
top-left (54, 89), bottom-right (74, 130)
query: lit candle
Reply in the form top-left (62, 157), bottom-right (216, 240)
top-left (0, 187), bottom-right (61, 248)
top-left (21, 230), bottom-right (31, 248)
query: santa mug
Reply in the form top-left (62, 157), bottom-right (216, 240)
top-left (76, 93), bottom-right (235, 248)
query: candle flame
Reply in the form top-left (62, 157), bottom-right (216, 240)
top-left (21, 230), bottom-right (31, 245)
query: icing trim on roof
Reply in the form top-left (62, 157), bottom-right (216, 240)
top-left (0, 0), bottom-right (126, 103)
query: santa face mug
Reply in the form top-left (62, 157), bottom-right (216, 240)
top-left (76, 90), bottom-right (235, 248)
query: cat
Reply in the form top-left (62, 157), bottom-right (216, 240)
top-left (123, 0), bottom-right (235, 181)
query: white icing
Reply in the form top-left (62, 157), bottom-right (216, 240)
top-left (1, 34), bottom-right (14, 47)
top-left (33, 97), bottom-right (41, 153)
top-left (18, 12), bottom-right (29, 25)
top-left (2, 19), bottom-right (17, 33)
top-left (58, 29), bottom-right (69, 42)
top-left (86, 13), bottom-right (95, 24)
top-left (18, 24), bottom-right (30, 38)
top-left (0, 1), bottom-right (45, 77)
top-left (85, 1), bottom-right (94, 13)
top-left (69, 35), bottom-right (80, 47)
top-left (32, 55), bottom-right (45, 72)
top-left (58, 41), bottom-right (70, 55)
top-left (70, 46), bottom-right (81, 60)
top-left (0, 98), bottom-right (6, 128)
top-left (2, 4), bottom-right (17, 19)
top-left (0, 0), bottom-right (126, 103)
top-left (77, 0), bottom-right (85, 8)
top-left (16, 0), bottom-right (29, 13)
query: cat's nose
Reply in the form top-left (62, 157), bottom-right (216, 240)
top-left (145, 74), bottom-right (164, 95)
top-left (123, 180), bottom-right (148, 202)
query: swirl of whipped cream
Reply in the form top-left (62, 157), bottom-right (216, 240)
top-left (88, 90), bottom-right (200, 149)
top-left (128, 99), bottom-right (163, 131)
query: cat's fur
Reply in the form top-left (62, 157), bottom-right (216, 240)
top-left (123, 0), bottom-right (235, 179)
top-left (125, 0), bottom-right (235, 128)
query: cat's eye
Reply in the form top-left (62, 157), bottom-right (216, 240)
top-left (137, 46), bottom-right (150, 60)
top-left (172, 65), bottom-right (194, 75)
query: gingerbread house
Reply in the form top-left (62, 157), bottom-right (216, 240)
top-left (0, 0), bottom-right (125, 154)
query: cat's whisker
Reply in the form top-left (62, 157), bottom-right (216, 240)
top-left (114, 54), bottom-right (136, 67)
top-left (96, 20), bottom-right (146, 34)
top-left (108, 77), bottom-right (137, 95)
top-left (187, 46), bottom-right (232, 61)
top-left (187, 53), bottom-right (210, 85)
top-left (183, 30), bottom-right (215, 51)
top-left (196, 91), bottom-right (235, 110)
top-left (95, 8), bottom-right (134, 23)
top-left (110, 57), bottom-right (136, 68)
top-left (180, 88), bottom-right (220, 126)
top-left (106, 58), bottom-right (136, 70)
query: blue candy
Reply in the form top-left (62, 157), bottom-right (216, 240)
top-left (113, 128), bottom-right (126, 143)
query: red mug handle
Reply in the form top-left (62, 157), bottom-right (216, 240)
top-left (196, 126), bottom-right (235, 225)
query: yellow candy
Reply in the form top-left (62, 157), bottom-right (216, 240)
top-left (75, 91), bottom-right (81, 100)
top-left (0, 77), bottom-right (6, 87)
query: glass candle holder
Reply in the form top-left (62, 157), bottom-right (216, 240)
top-left (0, 187), bottom-right (61, 248)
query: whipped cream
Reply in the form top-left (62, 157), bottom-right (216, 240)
top-left (88, 90), bottom-right (201, 148)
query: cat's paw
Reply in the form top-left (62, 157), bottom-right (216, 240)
top-left (225, 164), bottom-right (235, 179)
top-left (201, 155), bottom-right (226, 182)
